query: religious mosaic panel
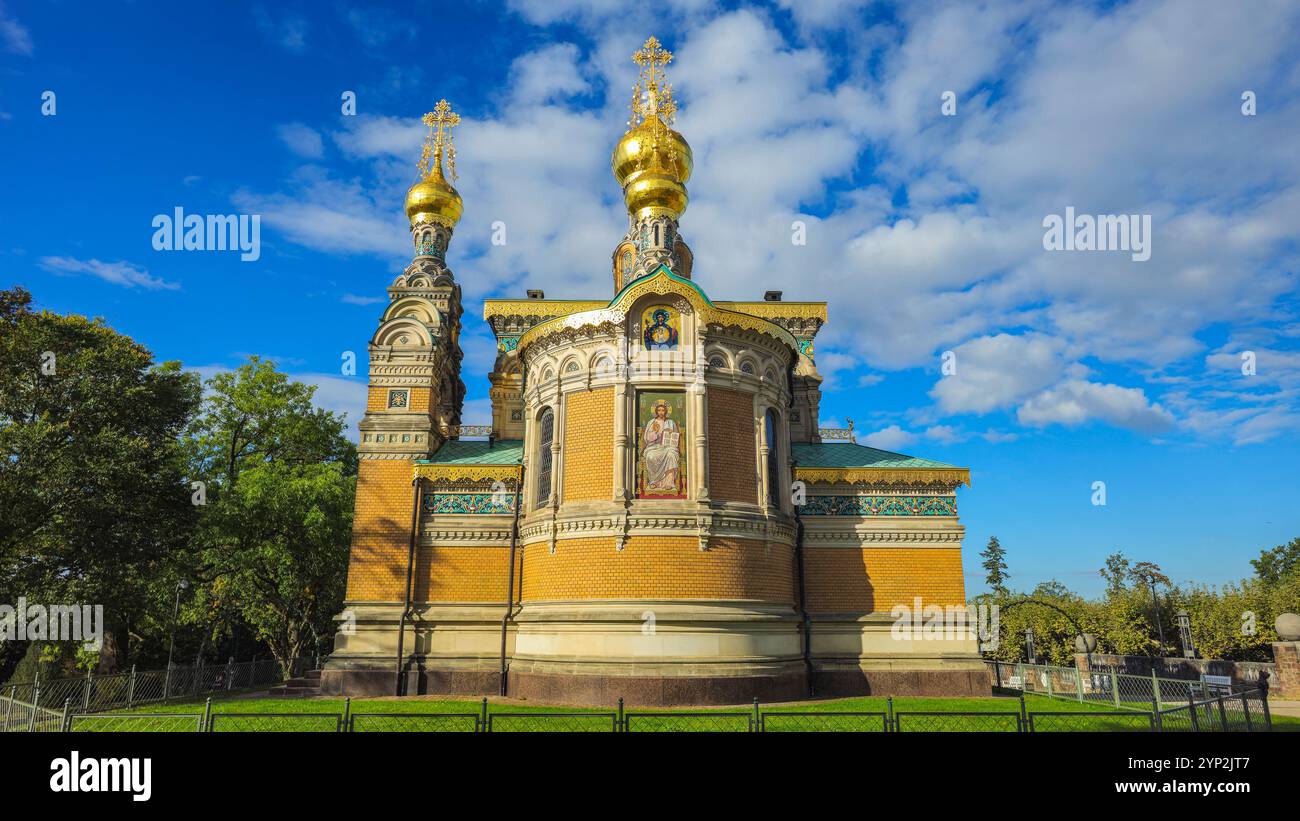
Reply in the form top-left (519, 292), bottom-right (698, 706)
top-left (641, 305), bottom-right (680, 351)
top-left (636, 390), bottom-right (687, 499)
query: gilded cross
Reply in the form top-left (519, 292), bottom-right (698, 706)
top-left (632, 36), bottom-right (673, 90)
top-left (418, 99), bottom-right (460, 179)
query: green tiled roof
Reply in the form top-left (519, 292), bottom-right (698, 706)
top-left (791, 442), bottom-right (958, 470)
top-left (421, 439), bottom-right (523, 466)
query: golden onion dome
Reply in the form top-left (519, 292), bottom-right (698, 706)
top-left (405, 162), bottom-right (463, 228)
top-left (611, 121), bottom-right (693, 221)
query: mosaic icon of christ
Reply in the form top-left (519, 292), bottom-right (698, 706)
top-left (640, 398), bottom-right (683, 497)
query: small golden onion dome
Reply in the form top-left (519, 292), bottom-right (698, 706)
top-left (405, 162), bottom-right (463, 228)
top-left (611, 122), bottom-right (693, 220)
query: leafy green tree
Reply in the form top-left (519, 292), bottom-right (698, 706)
top-left (197, 461), bottom-right (353, 664)
top-left (0, 287), bottom-right (200, 680)
top-left (980, 536), bottom-right (1009, 595)
top-left (1032, 579), bottom-right (1071, 599)
top-left (187, 355), bottom-right (355, 489)
top-left (1099, 551), bottom-right (1130, 597)
top-left (185, 358), bottom-right (356, 667)
top-left (1251, 537), bottom-right (1300, 584)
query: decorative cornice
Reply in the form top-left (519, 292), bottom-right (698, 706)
top-left (484, 300), bottom-right (604, 321)
top-left (795, 466), bottom-right (971, 489)
top-left (715, 301), bottom-right (827, 324)
top-left (413, 463), bottom-right (521, 483)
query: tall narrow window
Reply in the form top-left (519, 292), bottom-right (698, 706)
top-left (535, 408), bottom-right (555, 508)
top-left (765, 409), bottom-right (780, 508)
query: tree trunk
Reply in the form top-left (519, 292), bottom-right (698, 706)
top-left (0, 639), bottom-right (30, 685)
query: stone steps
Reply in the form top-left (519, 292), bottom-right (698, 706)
top-left (267, 669), bottom-right (323, 698)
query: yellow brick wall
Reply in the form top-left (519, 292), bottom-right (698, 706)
top-left (414, 545), bottom-right (521, 603)
top-left (366, 386), bottom-right (433, 412)
top-left (707, 388), bottom-right (758, 504)
top-left (344, 459), bottom-right (416, 601)
top-left (804, 547), bottom-right (967, 612)
top-left (521, 536), bottom-right (793, 602)
top-left (562, 387), bottom-right (613, 502)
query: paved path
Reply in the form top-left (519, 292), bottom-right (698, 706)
top-left (1266, 699), bottom-right (1300, 718)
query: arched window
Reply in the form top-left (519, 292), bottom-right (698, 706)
top-left (765, 409), bottom-right (780, 508)
top-left (535, 408), bottom-right (555, 508)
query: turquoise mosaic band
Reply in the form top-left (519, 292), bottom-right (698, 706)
top-left (422, 492), bottom-right (517, 515)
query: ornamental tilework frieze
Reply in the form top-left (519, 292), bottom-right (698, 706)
top-left (801, 495), bottom-right (957, 516)
top-left (421, 492), bottom-right (517, 515)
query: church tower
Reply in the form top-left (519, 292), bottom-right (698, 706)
top-left (329, 101), bottom-right (467, 690)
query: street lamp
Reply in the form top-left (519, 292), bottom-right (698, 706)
top-left (1146, 578), bottom-right (1167, 656)
top-left (165, 580), bottom-right (188, 670)
top-left (1176, 609), bottom-right (1195, 659)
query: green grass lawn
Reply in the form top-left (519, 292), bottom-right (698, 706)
top-left (72, 690), bottom-right (1293, 732)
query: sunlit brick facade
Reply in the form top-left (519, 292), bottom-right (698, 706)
top-left (322, 41), bottom-right (984, 703)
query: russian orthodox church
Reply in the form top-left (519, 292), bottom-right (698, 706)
top-left (323, 38), bottom-right (983, 704)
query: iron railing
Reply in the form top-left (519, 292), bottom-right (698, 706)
top-left (986, 660), bottom-right (1247, 709)
top-left (1, 692), bottom-right (1273, 733)
top-left (1, 656), bottom-right (319, 717)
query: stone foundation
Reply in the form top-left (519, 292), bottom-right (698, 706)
top-left (811, 668), bottom-right (988, 697)
top-left (506, 669), bottom-right (809, 706)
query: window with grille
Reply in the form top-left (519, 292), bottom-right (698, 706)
top-left (536, 408), bottom-right (555, 508)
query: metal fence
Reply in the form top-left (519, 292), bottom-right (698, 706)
top-left (0, 693), bottom-right (1273, 733)
top-left (987, 660), bottom-right (1272, 732)
top-left (0, 656), bottom-right (317, 717)
top-left (987, 660), bottom-right (1242, 709)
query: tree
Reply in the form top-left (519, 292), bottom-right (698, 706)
top-left (1251, 537), bottom-right (1300, 584)
top-left (187, 355), bottom-right (355, 490)
top-left (1032, 579), bottom-right (1072, 599)
top-left (1129, 561), bottom-right (1171, 589)
top-left (0, 288), bottom-right (200, 680)
top-left (980, 536), bottom-right (1009, 595)
top-left (197, 461), bottom-right (352, 664)
top-left (1099, 551), bottom-right (1130, 597)
top-left (185, 358), bottom-right (356, 668)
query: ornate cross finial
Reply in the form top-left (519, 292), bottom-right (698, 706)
top-left (418, 98), bottom-right (461, 181)
top-left (633, 36), bottom-right (672, 88)
top-left (630, 36), bottom-right (677, 129)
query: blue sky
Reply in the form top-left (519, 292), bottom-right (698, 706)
top-left (3, 0), bottom-right (1298, 596)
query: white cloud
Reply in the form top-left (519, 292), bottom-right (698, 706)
top-left (1017, 379), bottom-right (1175, 433)
top-left (341, 293), bottom-right (385, 306)
top-left (930, 333), bottom-right (1067, 414)
top-left (862, 424), bottom-right (916, 450)
top-left (508, 43), bottom-right (591, 103)
top-left (232, 170), bottom-right (408, 258)
top-left (39, 256), bottom-right (178, 290)
top-left (276, 123), bottom-right (324, 159)
top-left (0, 1), bottom-right (32, 55)
top-left (923, 425), bottom-right (965, 444)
